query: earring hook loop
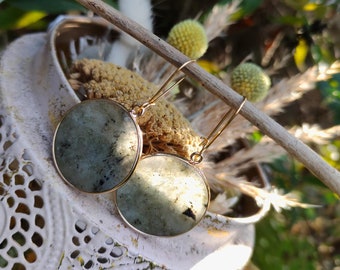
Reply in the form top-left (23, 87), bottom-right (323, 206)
top-left (190, 97), bottom-right (247, 164)
top-left (132, 60), bottom-right (195, 116)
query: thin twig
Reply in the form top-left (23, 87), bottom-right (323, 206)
top-left (75, 0), bottom-right (340, 196)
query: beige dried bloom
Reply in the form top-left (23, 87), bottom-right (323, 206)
top-left (69, 59), bottom-right (202, 159)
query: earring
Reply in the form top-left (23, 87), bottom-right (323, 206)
top-left (115, 97), bottom-right (247, 237)
top-left (52, 60), bottom-right (194, 194)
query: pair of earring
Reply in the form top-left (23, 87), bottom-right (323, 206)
top-left (53, 60), bottom-right (246, 237)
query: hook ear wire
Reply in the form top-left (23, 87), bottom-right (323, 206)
top-left (148, 59), bottom-right (195, 105)
top-left (190, 97), bottom-right (247, 164)
top-left (132, 60), bottom-right (195, 116)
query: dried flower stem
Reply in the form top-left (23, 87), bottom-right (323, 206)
top-left (75, 0), bottom-right (340, 196)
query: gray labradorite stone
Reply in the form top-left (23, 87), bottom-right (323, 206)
top-left (116, 154), bottom-right (210, 237)
top-left (53, 99), bottom-right (141, 193)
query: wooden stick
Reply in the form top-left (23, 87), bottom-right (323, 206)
top-left (75, 0), bottom-right (340, 196)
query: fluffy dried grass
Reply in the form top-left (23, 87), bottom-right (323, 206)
top-left (292, 124), bottom-right (340, 145)
top-left (203, 0), bottom-right (241, 42)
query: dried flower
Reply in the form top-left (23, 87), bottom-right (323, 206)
top-left (215, 174), bottom-right (320, 213)
top-left (167, 19), bottom-right (208, 59)
top-left (231, 63), bottom-right (271, 102)
top-left (69, 59), bottom-right (202, 159)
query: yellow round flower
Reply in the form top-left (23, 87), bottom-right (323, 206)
top-left (231, 63), bottom-right (271, 102)
top-left (167, 19), bottom-right (208, 59)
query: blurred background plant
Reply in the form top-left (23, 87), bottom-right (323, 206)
top-left (1, 0), bottom-right (339, 269)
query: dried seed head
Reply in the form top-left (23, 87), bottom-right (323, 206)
top-left (167, 19), bottom-right (208, 59)
top-left (69, 59), bottom-right (202, 159)
top-left (231, 63), bottom-right (271, 102)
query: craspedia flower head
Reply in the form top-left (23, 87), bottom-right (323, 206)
top-left (230, 63), bottom-right (271, 102)
top-left (167, 19), bottom-right (208, 59)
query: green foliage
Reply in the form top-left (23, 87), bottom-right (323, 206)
top-left (254, 211), bottom-right (318, 270)
top-left (254, 201), bottom-right (340, 269)
top-left (218, 0), bottom-right (264, 20)
top-left (0, 0), bottom-right (117, 31)
top-left (0, 7), bottom-right (47, 30)
top-left (0, 0), bottom-right (84, 32)
top-left (253, 153), bottom-right (340, 269)
top-left (319, 140), bottom-right (340, 170)
top-left (318, 73), bottom-right (340, 124)
top-left (4, 0), bottom-right (84, 13)
top-left (248, 130), bottom-right (264, 144)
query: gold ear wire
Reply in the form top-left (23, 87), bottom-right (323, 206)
top-left (132, 60), bottom-right (195, 116)
top-left (190, 97), bottom-right (247, 164)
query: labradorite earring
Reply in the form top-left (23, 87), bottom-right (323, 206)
top-left (53, 60), bottom-right (194, 193)
top-left (115, 98), bottom-right (246, 236)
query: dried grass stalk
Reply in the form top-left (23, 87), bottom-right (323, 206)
top-left (213, 139), bottom-right (285, 174)
top-left (191, 67), bottom-right (319, 153)
top-left (204, 1), bottom-right (240, 42)
top-left (292, 124), bottom-right (340, 145)
top-left (215, 174), bottom-right (320, 212)
top-left (258, 67), bottom-right (319, 116)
